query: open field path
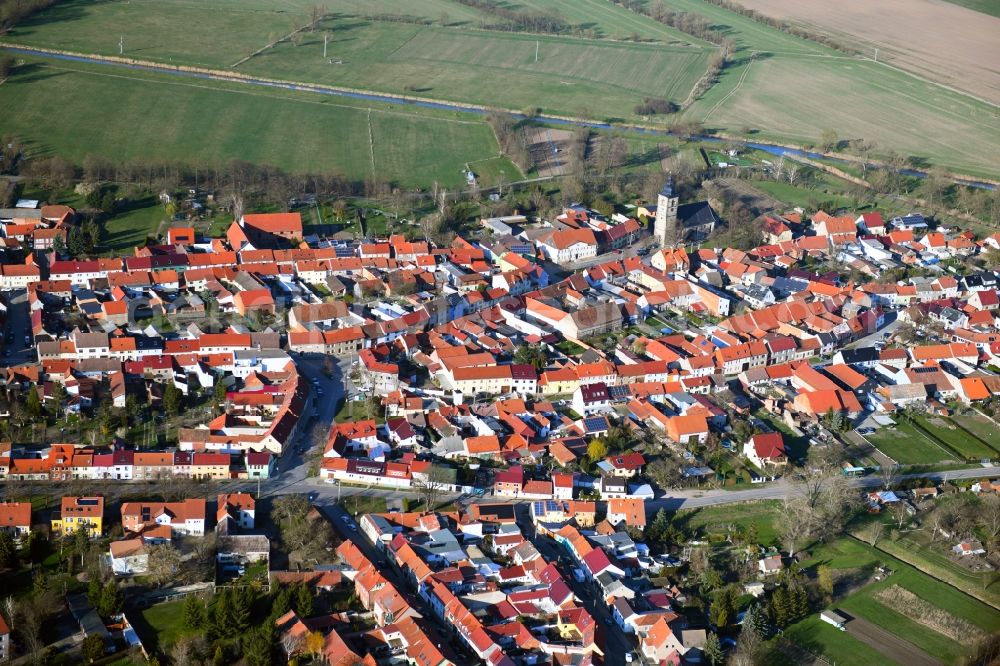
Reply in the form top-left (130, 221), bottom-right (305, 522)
top-left (844, 615), bottom-right (942, 666)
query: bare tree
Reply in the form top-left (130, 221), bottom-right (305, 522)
top-left (146, 543), bottom-right (182, 587)
top-left (878, 463), bottom-right (899, 490)
top-left (778, 499), bottom-right (812, 558)
top-left (888, 502), bottom-right (910, 531)
top-left (412, 465), bottom-right (452, 510)
top-left (785, 162), bottom-right (800, 186)
top-left (979, 494), bottom-right (1000, 542)
top-left (862, 520), bottom-right (884, 547)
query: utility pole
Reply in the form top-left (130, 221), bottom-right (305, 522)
top-left (873, 47), bottom-right (878, 63)
top-left (323, 33), bottom-right (328, 59)
top-left (535, 40), bottom-right (539, 63)
top-left (119, 35), bottom-right (124, 56)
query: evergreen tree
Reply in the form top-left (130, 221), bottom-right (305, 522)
top-left (294, 584), bottom-right (313, 618)
top-left (703, 632), bottom-right (724, 666)
top-left (82, 634), bottom-right (105, 663)
top-left (646, 509), bottom-right (671, 548)
top-left (230, 587), bottom-right (252, 633)
top-left (26, 388), bottom-right (42, 418)
top-left (743, 603), bottom-right (770, 640)
top-left (98, 582), bottom-right (124, 619)
top-left (84, 218), bottom-right (101, 250)
top-left (0, 531), bottom-right (16, 569)
top-left (163, 381), bottom-right (183, 416)
top-left (51, 233), bottom-right (66, 257)
top-left (709, 585), bottom-right (736, 629)
top-left (790, 584), bottom-right (809, 622)
top-left (770, 586), bottom-right (790, 628)
top-left (183, 594), bottom-right (207, 631)
top-left (212, 590), bottom-right (232, 639)
top-left (213, 379), bottom-right (228, 409)
top-left (243, 624), bottom-right (275, 666)
top-left (67, 227), bottom-right (86, 257)
top-left (87, 578), bottom-right (102, 607)
top-left (212, 645), bottom-right (226, 666)
top-left (270, 586), bottom-right (292, 621)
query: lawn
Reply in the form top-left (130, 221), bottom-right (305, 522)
top-left (340, 494), bottom-right (388, 516)
top-left (0, 56), bottom-right (516, 188)
top-left (867, 420), bottom-right (954, 465)
top-left (101, 197), bottom-right (168, 255)
top-left (133, 599), bottom-right (188, 656)
top-left (674, 500), bottom-right (781, 547)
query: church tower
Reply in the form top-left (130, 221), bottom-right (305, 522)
top-left (653, 176), bottom-right (679, 247)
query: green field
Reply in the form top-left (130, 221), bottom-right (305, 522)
top-left (508, 0), bottom-right (710, 44)
top-left (867, 421), bottom-right (954, 465)
top-left (5, 2), bottom-right (713, 119)
top-left (249, 21), bottom-right (710, 117)
top-left (0, 57), bottom-right (517, 187)
top-left (687, 55), bottom-right (1000, 178)
top-left (791, 536), bottom-right (1000, 664)
top-left (4, 0), bottom-right (999, 179)
top-left (767, 615), bottom-right (887, 666)
top-left (941, 0), bottom-right (1000, 17)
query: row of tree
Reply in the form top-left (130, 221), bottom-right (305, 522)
top-left (0, 0), bottom-right (57, 31)
top-left (452, 0), bottom-right (569, 34)
top-left (486, 110), bottom-right (535, 175)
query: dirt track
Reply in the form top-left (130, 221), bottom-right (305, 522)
top-left (736, 0), bottom-right (1000, 106)
top-left (845, 616), bottom-right (943, 666)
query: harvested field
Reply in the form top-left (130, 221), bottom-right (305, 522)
top-left (735, 0), bottom-right (1000, 105)
top-left (873, 585), bottom-right (987, 643)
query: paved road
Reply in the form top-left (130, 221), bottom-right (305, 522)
top-left (518, 505), bottom-right (634, 666)
top-left (1, 289), bottom-right (36, 367)
top-left (845, 310), bottom-right (901, 350)
top-left (845, 615), bottom-right (942, 666)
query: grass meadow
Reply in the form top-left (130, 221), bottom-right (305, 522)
top-left (866, 420), bottom-right (955, 465)
top-left (0, 57), bottom-right (517, 188)
top-left (243, 21), bottom-right (711, 119)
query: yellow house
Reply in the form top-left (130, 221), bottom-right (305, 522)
top-left (191, 452), bottom-right (231, 480)
top-left (52, 496), bottom-right (104, 538)
top-left (539, 367), bottom-right (580, 396)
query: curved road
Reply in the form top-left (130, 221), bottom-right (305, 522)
top-left (2, 45), bottom-right (995, 191)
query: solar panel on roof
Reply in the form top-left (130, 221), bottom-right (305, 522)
top-left (584, 417), bottom-right (609, 432)
top-left (608, 386), bottom-right (630, 399)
